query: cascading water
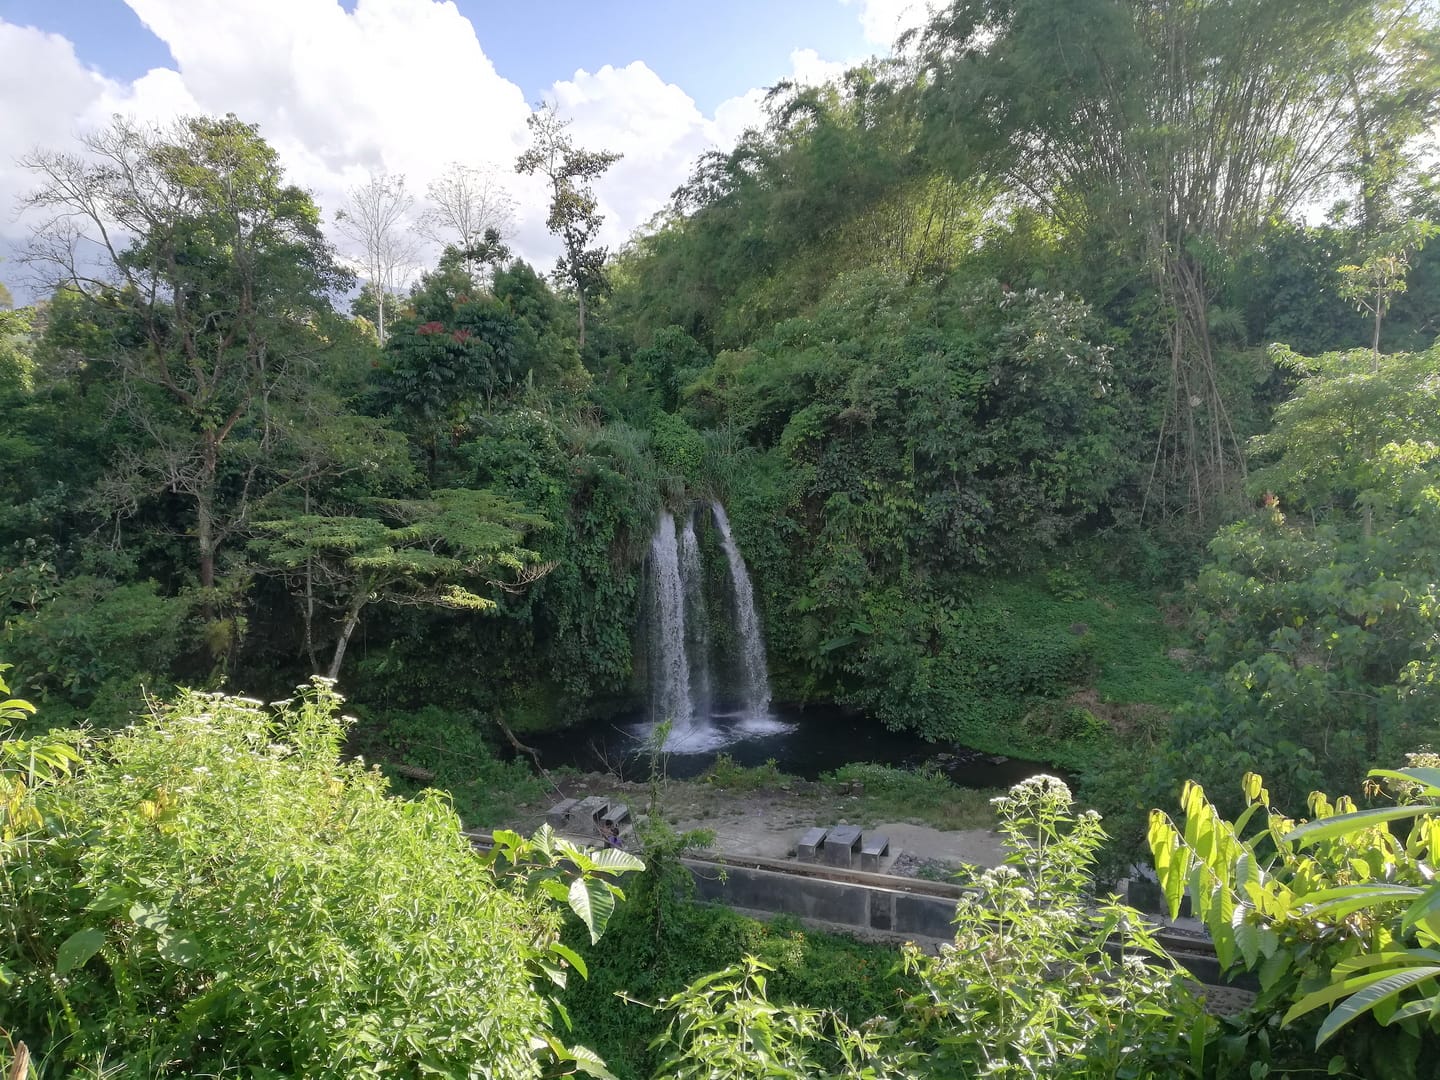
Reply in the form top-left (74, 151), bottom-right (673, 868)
top-left (647, 511), bottom-right (693, 727)
top-left (678, 512), bottom-right (712, 721)
top-left (642, 502), bottom-right (786, 751)
top-left (710, 501), bottom-right (773, 721)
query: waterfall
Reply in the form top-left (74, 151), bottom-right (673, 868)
top-left (711, 501), bottom-right (772, 720)
top-left (647, 511), bottom-right (693, 725)
top-left (678, 512), bottom-right (711, 720)
top-left (641, 503), bottom-right (781, 751)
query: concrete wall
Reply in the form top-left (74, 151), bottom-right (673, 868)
top-left (679, 856), bottom-right (1238, 987)
top-left (683, 857), bottom-right (960, 939)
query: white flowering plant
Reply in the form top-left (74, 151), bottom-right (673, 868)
top-left (891, 775), bottom-right (1211, 1078)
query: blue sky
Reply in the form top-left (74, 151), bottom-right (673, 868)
top-left (0, 0), bottom-right (924, 302)
top-left (0, 0), bottom-right (875, 112)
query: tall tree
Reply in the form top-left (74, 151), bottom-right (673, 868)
top-left (910, 0), bottom-right (1439, 525)
top-left (515, 104), bottom-right (621, 348)
top-left (335, 170), bottom-right (418, 344)
top-left (419, 162), bottom-right (516, 281)
top-left (252, 488), bottom-right (550, 680)
top-left (20, 115), bottom-right (351, 602)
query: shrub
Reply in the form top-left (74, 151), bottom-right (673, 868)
top-left (1, 681), bottom-right (633, 1078)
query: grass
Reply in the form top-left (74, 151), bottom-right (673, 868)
top-left (695, 757), bottom-right (1001, 833)
top-left (701, 752), bottom-right (788, 791)
top-left (827, 762), bottom-right (1001, 831)
top-left (980, 575), bottom-right (1203, 710)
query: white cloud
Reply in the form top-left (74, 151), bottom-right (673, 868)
top-left (844, 0), bottom-right (932, 47)
top-left (788, 47), bottom-right (852, 88)
top-left (0, 0), bottom-right (855, 301)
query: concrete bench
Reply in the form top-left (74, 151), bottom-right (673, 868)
top-left (601, 802), bottom-right (630, 829)
top-left (545, 798), bottom-right (579, 829)
top-left (797, 827), bottom-right (827, 863)
top-left (573, 796), bottom-right (610, 825)
top-left (823, 824), bottom-right (862, 868)
top-left (860, 832), bottom-right (890, 872)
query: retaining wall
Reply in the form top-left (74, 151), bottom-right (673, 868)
top-left (682, 855), bottom-right (961, 940)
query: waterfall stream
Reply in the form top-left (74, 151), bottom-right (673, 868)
top-left (644, 502), bottom-right (785, 751)
top-left (678, 512), bottom-right (712, 721)
top-left (710, 501), bottom-right (773, 721)
top-left (647, 511), bottom-right (693, 727)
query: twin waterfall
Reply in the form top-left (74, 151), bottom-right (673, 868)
top-left (646, 503), bottom-right (775, 748)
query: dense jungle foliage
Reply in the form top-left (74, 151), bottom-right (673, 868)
top-left (3, 0), bottom-right (1440, 1073)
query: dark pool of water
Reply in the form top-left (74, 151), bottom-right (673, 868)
top-left (528, 703), bottom-right (1061, 788)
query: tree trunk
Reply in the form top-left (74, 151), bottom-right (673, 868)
top-left (576, 289), bottom-right (587, 350)
top-left (197, 430), bottom-right (219, 621)
top-left (196, 497), bottom-right (217, 625)
top-left (327, 590), bottom-right (370, 681)
top-left (197, 507), bottom-right (215, 591)
top-left (302, 483), bottom-right (320, 673)
top-left (1372, 291), bottom-right (1383, 370)
top-left (1143, 247), bottom-right (1245, 527)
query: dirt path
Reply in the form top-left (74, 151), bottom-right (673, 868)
top-left (503, 771), bottom-right (1007, 874)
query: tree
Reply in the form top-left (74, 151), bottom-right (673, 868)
top-left (419, 162), bottom-right (516, 282)
top-left (252, 488), bottom-right (551, 680)
top-left (334, 170), bottom-right (419, 344)
top-left (21, 115), bottom-right (351, 602)
top-left (515, 104), bottom-right (622, 348)
top-left (1167, 344), bottom-right (1440, 811)
top-left (910, 0), bottom-right (1440, 526)
top-left (1332, 3), bottom-right (1440, 236)
top-left (372, 264), bottom-right (525, 479)
top-left (1337, 220), bottom-right (1436, 363)
top-left (0, 307), bottom-right (35, 393)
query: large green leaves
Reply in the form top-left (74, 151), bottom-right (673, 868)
top-left (54, 927), bottom-right (106, 975)
top-left (484, 824), bottom-right (643, 946)
top-left (1152, 764), bottom-right (1440, 1051)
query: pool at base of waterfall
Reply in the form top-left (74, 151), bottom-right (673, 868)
top-left (527, 702), bottom-right (1061, 788)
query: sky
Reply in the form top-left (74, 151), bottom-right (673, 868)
top-left (0, 0), bottom-right (933, 303)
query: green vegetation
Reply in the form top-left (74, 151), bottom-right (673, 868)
top-left (564, 897), bottom-right (905, 1080)
top-left (612, 774), bottom-right (1208, 1079)
top-left (700, 752), bottom-right (786, 792)
top-left (0, 682), bottom-right (640, 1078)
top-left (349, 703), bottom-right (547, 825)
top-left (1151, 760), bottom-right (1440, 1076)
top-left (825, 762), bottom-right (1000, 831)
top-left (8, 677), bottom-right (1440, 1075)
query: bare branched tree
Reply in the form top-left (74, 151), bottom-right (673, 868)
top-left (419, 162), bottom-right (517, 280)
top-left (335, 171), bottom-right (419, 343)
